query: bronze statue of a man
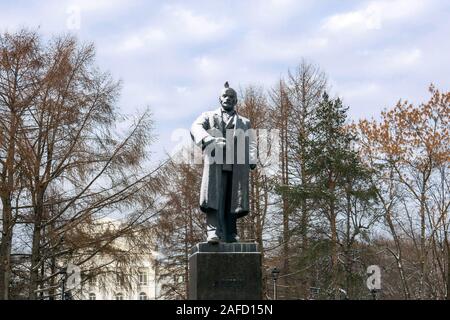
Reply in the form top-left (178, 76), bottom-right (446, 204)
top-left (190, 82), bottom-right (257, 243)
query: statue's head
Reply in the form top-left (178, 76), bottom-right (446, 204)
top-left (219, 81), bottom-right (237, 111)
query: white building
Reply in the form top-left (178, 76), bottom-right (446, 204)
top-left (74, 218), bottom-right (163, 300)
top-left (80, 252), bottom-right (161, 300)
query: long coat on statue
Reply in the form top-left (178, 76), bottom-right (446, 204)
top-left (190, 108), bottom-right (257, 218)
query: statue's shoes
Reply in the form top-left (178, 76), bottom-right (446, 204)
top-left (207, 235), bottom-right (220, 244)
top-left (207, 229), bottom-right (220, 244)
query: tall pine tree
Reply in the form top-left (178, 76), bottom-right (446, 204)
top-left (281, 92), bottom-right (377, 299)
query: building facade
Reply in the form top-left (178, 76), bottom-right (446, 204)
top-left (78, 251), bottom-right (162, 300)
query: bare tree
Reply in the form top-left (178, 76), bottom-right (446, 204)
top-left (267, 60), bottom-right (328, 298)
top-left (0, 30), bottom-right (42, 299)
top-left (154, 159), bottom-right (204, 299)
top-left (357, 85), bottom-right (450, 299)
top-left (237, 85), bottom-right (275, 297)
top-left (0, 30), bottom-right (162, 299)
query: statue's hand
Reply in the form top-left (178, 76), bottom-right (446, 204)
top-left (214, 137), bottom-right (226, 148)
top-left (203, 136), bottom-right (226, 148)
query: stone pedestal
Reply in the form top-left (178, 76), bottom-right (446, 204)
top-left (188, 242), bottom-right (262, 300)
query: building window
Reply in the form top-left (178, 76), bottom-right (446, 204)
top-left (139, 292), bottom-right (148, 300)
top-left (115, 293), bottom-right (123, 300)
top-left (88, 277), bottom-right (96, 287)
top-left (116, 273), bottom-right (125, 287)
top-left (89, 293), bottom-right (96, 300)
top-left (138, 270), bottom-right (148, 286)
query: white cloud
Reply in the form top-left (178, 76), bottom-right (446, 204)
top-left (386, 48), bottom-right (422, 68)
top-left (323, 5), bottom-right (382, 32)
top-left (67, 0), bottom-right (132, 14)
top-left (175, 86), bottom-right (189, 94)
top-left (0, 0), bottom-right (138, 34)
top-left (164, 5), bottom-right (234, 41)
top-left (244, 0), bottom-right (313, 28)
top-left (194, 56), bottom-right (223, 78)
top-left (118, 28), bottom-right (166, 52)
top-left (3, 0), bottom-right (448, 160)
top-left (236, 30), bottom-right (329, 66)
top-left (111, 4), bottom-right (235, 54)
top-left (337, 82), bottom-right (381, 100)
top-left (355, 48), bottom-right (423, 75)
top-left (322, 0), bottom-right (427, 33)
top-left (305, 37), bottom-right (329, 50)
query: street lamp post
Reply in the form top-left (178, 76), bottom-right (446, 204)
top-left (309, 287), bottom-right (320, 300)
top-left (371, 289), bottom-right (377, 300)
top-left (271, 267), bottom-right (280, 300)
top-left (60, 268), bottom-right (67, 300)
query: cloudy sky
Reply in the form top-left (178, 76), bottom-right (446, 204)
top-left (1, 0), bottom-right (449, 160)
